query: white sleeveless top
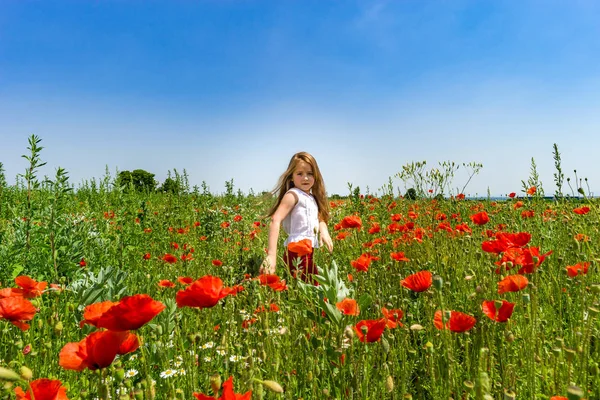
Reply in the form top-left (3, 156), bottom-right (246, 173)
top-left (282, 188), bottom-right (320, 248)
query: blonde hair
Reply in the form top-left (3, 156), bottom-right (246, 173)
top-left (267, 152), bottom-right (330, 222)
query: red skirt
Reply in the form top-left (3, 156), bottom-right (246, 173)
top-left (284, 249), bottom-right (316, 283)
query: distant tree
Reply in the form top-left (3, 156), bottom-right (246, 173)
top-left (160, 177), bottom-right (181, 194)
top-left (405, 188), bottom-right (417, 200)
top-left (117, 169), bottom-right (157, 192)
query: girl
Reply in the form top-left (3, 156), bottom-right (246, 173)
top-left (260, 152), bottom-right (333, 281)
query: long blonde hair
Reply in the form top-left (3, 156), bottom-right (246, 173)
top-left (267, 152), bottom-right (330, 222)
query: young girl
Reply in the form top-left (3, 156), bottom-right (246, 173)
top-left (260, 152), bottom-right (333, 281)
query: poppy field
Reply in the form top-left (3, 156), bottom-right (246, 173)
top-left (0, 144), bottom-right (599, 399)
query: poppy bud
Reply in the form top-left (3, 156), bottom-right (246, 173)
top-left (432, 275), bottom-right (443, 291)
top-left (210, 374), bottom-right (222, 394)
top-left (463, 380), bottom-right (474, 391)
top-left (19, 366), bottom-right (33, 380)
top-left (588, 362), bottom-right (599, 376)
top-left (134, 390), bottom-right (143, 400)
top-left (410, 324), bottom-right (423, 331)
top-left (403, 394), bottom-right (413, 399)
top-left (15, 340), bottom-right (23, 349)
top-left (425, 341), bottom-right (434, 353)
top-left (344, 325), bottom-right (354, 340)
top-left (54, 321), bottom-right (63, 335)
top-left (306, 371), bottom-right (313, 382)
top-left (385, 376), bottom-right (394, 393)
top-left (521, 293), bottom-right (530, 304)
top-left (379, 337), bottom-right (389, 353)
top-left (505, 332), bottom-right (515, 343)
top-left (99, 381), bottom-right (109, 400)
top-left (80, 390), bottom-right (89, 399)
top-left (37, 319), bottom-right (43, 329)
top-left (115, 368), bottom-right (125, 381)
top-left (322, 388), bottom-right (330, 396)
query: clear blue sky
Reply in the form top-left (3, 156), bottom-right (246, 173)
top-left (1, 0), bottom-right (599, 197)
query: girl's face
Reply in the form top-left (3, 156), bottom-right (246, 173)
top-left (291, 161), bottom-right (315, 194)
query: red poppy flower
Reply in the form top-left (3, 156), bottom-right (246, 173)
top-left (353, 318), bottom-right (387, 342)
top-left (341, 216), bottom-right (362, 229)
top-left (508, 192), bottom-right (516, 198)
top-left (351, 254), bottom-right (373, 272)
top-left (94, 294), bottom-right (165, 331)
top-left (401, 271), bottom-right (432, 292)
top-left (177, 276), bottom-right (236, 308)
top-left (433, 310), bottom-right (476, 332)
top-left (470, 211), bottom-right (490, 226)
top-left (14, 378), bottom-right (69, 400)
top-left (193, 376), bottom-right (252, 400)
top-left (158, 279), bottom-right (176, 288)
top-left (336, 298), bottom-right (359, 316)
top-left (257, 274), bottom-right (288, 292)
top-left (526, 186), bottom-right (536, 195)
top-left (456, 193), bottom-right (465, 200)
top-left (381, 307), bottom-right (403, 328)
top-left (13, 276), bottom-right (47, 298)
top-left (212, 259), bottom-right (223, 267)
top-left (80, 300), bottom-right (117, 328)
top-left (497, 275), bottom-right (528, 294)
top-left (177, 276), bottom-right (193, 285)
top-left (521, 210), bottom-right (534, 219)
top-left (566, 262), bottom-right (590, 278)
top-left (482, 231), bottom-right (531, 254)
top-left (0, 296), bottom-right (37, 331)
top-left (482, 300), bottom-right (515, 322)
top-left (162, 253), bottom-right (178, 264)
top-left (550, 397), bottom-right (568, 400)
top-left (79, 258), bottom-right (87, 267)
top-left (573, 206), bottom-right (590, 215)
top-left (143, 253), bottom-right (151, 260)
top-left (59, 330), bottom-right (139, 371)
top-left (287, 239), bottom-right (313, 257)
top-left (390, 252), bottom-right (410, 262)
top-left (368, 223), bottom-right (381, 234)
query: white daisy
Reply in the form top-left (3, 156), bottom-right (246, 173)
top-left (160, 369), bottom-right (178, 378)
top-left (125, 369), bottom-right (138, 378)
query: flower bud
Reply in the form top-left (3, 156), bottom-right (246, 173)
top-left (385, 376), bottom-right (394, 393)
top-left (54, 321), bottom-right (63, 335)
top-left (210, 374), bottom-right (222, 394)
top-left (432, 275), bottom-right (443, 291)
top-left (19, 366), bottom-right (33, 381)
top-left (115, 368), bottom-right (125, 381)
top-left (343, 325), bottom-right (354, 340)
top-left (567, 384), bottom-right (584, 400)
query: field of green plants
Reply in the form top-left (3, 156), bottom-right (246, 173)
top-left (0, 137), bottom-right (598, 399)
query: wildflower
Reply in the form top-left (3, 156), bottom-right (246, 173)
top-left (160, 369), bottom-right (178, 378)
top-left (193, 376), bottom-right (252, 400)
top-left (177, 276), bottom-right (193, 285)
top-left (573, 206), bottom-right (590, 215)
top-left (80, 300), bottom-right (117, 328)
top-left (574, 233), bottom-right (589, 242)
top-left (351, 253), bottom-right (373, 272)
top-left (434, 310), bottom-right (476, 332)
top-left (526, 186), bottom-right (536, 196)
top-left (341, 215), bottom-right (362, 229)
top-left (162, 254), bottom-right (178, 264)
top-left (158, 280), bottom-right (176, 288)
top-left (212, 259), bottom-right (223, 267)
top-left (336, 231), bottom-right (350, 240)
top-left (79, 258), bottom-right (87, 267)
top-left (13, 276), bottom-right (48, 298)
top-left (336, 298), bottom-right (359, 316)
top-left (59, 330), bottom-right (139, 371)
top-left (0, 296), bottom-right (37, 331)
top-left (92, 294), bottom-right (165, 331)
top-left (521, 210), bottom-right (535, 219)
top-left (143, 253), bottom-right (151, 260)
top-left (257, 274), bottom-right (288, 292)
top-left (200, 341), bottom-right (215, 350)
top-left (125, 369), bottom-right (138, 378)
top-left (566, 262), bottom-right (590, 278)
top-left (508, 192), bottom-right (516, 198)
top-left (353, 318), bottom-right (387, 342)
top-left (470, 211), bottom-right (490, 226)
top-left (287, 239), bottom-right (313, 257)
top-left (368, 223), bottom-right (381, 234)
top-left (390, 252), bottom-right (410, 262)
top-left (497, 274), bottom-right (529, 294)
top-left (481, 300), bottom-right (515, 322)
top-left (14, 378), bottom-right (68, 400)
top-left (176, 276), bottom-right (237, 308)
top-left (401, 271), bottom-right (432, 292)
top-left (381, 307), bottom-right (403, 328)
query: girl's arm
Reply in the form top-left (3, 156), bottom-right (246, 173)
top-left (260, 192), bottom-right (297, 274)
top-left (319, 220), bottom-right (333, 253)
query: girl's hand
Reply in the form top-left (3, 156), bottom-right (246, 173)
top-left (320, 232), bottom-right (333, 253)
top-left (259, 255), bottom-right (276, 275)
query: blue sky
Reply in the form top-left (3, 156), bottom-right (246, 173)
top-left (1, 0), bottom-right (599, 197)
